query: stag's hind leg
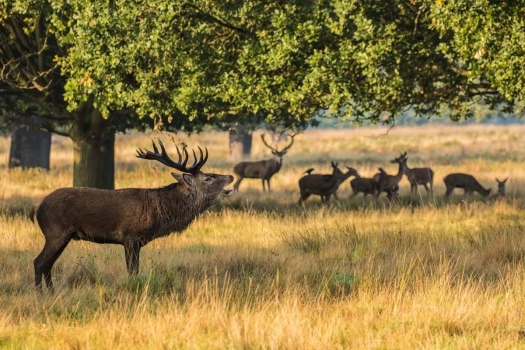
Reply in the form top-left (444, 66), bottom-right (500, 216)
top-left (34, 234), bottom-right (72, 293)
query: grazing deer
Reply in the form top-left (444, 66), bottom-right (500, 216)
top-left (373, 154), bottom-right (407, 200)
top-left (30, 140), bottom-right (234, 293)
top-left (233, 133), bottom-right (295, 192)
top-left (443, 173), bottom-right (491, 198)
top-left (298, 162), bottom-right (357, 204)
top-left (398, 152), bottom-right (434, 195)
top-left (349, 169), bottom-right (377, 198)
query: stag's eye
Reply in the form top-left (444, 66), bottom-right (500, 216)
top-left (204, 177), bottom-right (212, 182)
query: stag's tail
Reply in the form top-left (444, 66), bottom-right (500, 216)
top-left (28, 203), bottom-right (40, 223)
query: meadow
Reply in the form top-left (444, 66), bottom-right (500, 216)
top-left (1, 124), bottom-right (525, 349)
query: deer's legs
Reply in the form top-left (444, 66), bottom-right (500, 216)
top-left (298, 192), bottom-right (311, 204)
top-left (444, 186), bottom-right (454, 198)
top-left (261, 179), bottom-right (266, 192)
top-left (124, 240), bottom-right (142, 275)
top-left (266, 179), bottom-right (271, 192)
top-left (423, 183), bottom-right (431, 195)
top-left (233, 177), bottom-right (243, 192)
top-left (34, 235), bottom-right (71, 293)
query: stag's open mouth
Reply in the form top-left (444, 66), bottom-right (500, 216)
top-left (223, 189), bottom-right (234, 197)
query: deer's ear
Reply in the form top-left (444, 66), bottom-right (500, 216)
top-left (182, 173), bottom-right (196, 186)
top-left (171, 172), bottom-right (183, 182)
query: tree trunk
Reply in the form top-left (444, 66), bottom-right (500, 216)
top-left (229, 124), bottom-right (252, 160)
top-left (8, 123), bottom-right (51, 170)
top-left (70, 106), bottom-right (115, 189)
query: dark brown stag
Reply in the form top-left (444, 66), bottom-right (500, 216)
top-left (298, 162), bottom-right (357, 204)
top-left (233, 133), bottom-right (295, 192)
top-left (31, 140), bottom-right (234, 292)
top-left (349, 169), bottom-right (376, 198)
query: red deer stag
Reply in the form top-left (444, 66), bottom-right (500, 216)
top-left (233, 133), bottom-right (295, 192)
top-left (30, 140), bottom-right (234, 293)
top-left (398, 152), bottom-right (434, 195)
top-left (373, 154), bottom-right (407, 200)
top-left (298, 162), bottom-right (358, 204)
top-left (443, 173), bottom-right (491, 198)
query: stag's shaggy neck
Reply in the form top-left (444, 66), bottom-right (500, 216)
top-left (146, 183), bottom-right (213, 240)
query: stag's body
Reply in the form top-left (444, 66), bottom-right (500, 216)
top-left (233, 133), bottom-right (295, 192)
top-left (298, 163), bottom-right (357, 204)
top-left (233, 158), bottom-right (281, 192)
top-left (349, 170), bottom-right (376, 197)
top-left (443, 173), bottom-right (491, 198)
top-left (32, 141), bottom-right (233, 292)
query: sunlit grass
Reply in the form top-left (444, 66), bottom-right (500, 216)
top-left (1, 124), bottom-right (525, 348)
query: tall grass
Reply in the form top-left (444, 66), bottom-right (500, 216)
top-left (1, 124), bottom-right (525, 348)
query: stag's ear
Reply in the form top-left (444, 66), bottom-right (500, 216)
top-left (182, 173), bottom-right (196, 186)
top-left (171, 172), bottom-right (195, 186)
top-left (171, 172), bottom-right (183, 182)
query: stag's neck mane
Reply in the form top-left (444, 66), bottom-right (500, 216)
top-left (146, 183), bottom-right (212, 239)
top-left (394, 162), bottom-right (404, 182)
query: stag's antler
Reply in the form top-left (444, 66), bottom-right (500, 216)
top-left (261, 132), bottom-right (297, 154)
top-left (136, 139), bottom-right (208, 174)
top-left (279, 133), bottom-right (296, 152)
top-left (260, 133), bottom-right (277, 152)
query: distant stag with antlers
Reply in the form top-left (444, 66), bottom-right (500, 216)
top-left (30, 140), bottom-right (234, 292)
top-left (298, 162), bottom-right (357, 204)
top-left (397, 152), bottom-right (434, 195)
top-left (233, 133), bottom-right (296, 192)
top-left (443, 173), bottom-right (491, 198)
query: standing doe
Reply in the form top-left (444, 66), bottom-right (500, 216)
top-left (30, 140), bottom-right (234, 292)
top-left (373, 154), bottom-right (407, 200)
top-left (398, 152), bottom-right (434, 195)
top-left (233, 133), bottom-right (296, 192)
top-left (443, 173), bottom-right (491, 198)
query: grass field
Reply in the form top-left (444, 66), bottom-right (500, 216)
top-left (1, 124), bottom-right (525, 349)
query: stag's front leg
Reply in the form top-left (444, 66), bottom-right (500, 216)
top-left (124, 240), bottom-right (142, 275)
top-left (267, 179), bottom-right (271, 192)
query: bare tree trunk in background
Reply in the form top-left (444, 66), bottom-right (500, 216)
top-left (8, 121), bottom-right (52, 170)
top-left (229, 124), bottom-right (252, 160)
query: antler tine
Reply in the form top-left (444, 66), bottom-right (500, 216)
top-left (280, 132), bottom-right (296, 152)
top-left (261, 133), bottom-right (277, 152)
top-left (189, 146), bottom-right (208, 172)
top-left (136, 139), bottom-right (205, 174)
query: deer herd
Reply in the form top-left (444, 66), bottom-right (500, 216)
top-left (233, 134), bottom-right (508, 203)
top-left (29, 134), bottom-right (509, 291)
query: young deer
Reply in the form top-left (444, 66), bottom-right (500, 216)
top-left (298, 162), bottom-right (357, 204)
top-left (491, 177), bottom-right (508, 199)
top-left (30, 140), bottom-right (234, 292)
top-left (349, 169), bottom-right (376, 197)
top-left (373, 154), bottom-right (407, 200)
top-left (398, 152), bottom-right (434, 195)
top-left (443, 173), bottom-right (492, 198)
top-left (233, 133), bottom-right (295, 192)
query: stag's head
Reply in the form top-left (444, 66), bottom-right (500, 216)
top-left (261, 133), bottom-right (296, 160)
top-left (496, 177), bottom-right (508, 196)
top-left (136, 140), bottom-right (234, 203)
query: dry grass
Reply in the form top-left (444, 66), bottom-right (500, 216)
top-left (1, 124), bottom-right (525, 349)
